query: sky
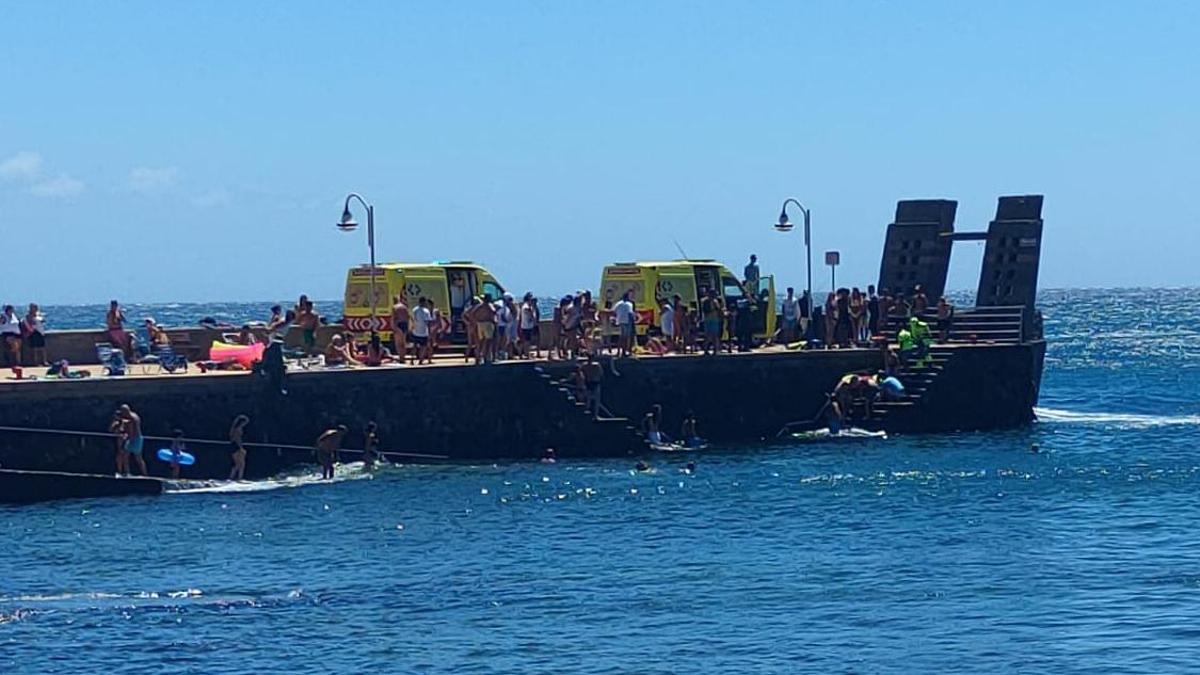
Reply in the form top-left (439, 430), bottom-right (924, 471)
top-left (1, 1), bottom-right (1197, 304)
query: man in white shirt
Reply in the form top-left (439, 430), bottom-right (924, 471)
top-left (519, 293), bottom-right (539, 358)
top-left (411, 297), bottom-right (434, 365)
top-left (782, 287), bottom-right (801, 343)
top-left (613, 292), bottom-right (636, 358)
top-left (660, 300), bottom-right (675, 350)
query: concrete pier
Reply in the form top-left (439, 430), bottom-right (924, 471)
top-left (0, 341), bottom-right (1045, 480)
top-left (0, 468), bottom-right (163, 504)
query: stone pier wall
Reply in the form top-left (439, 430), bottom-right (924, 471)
top-left (0, 343), bottom-right (1044, 480)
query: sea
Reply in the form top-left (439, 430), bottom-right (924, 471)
top-left (2, 288), bottom-right (1199, 674)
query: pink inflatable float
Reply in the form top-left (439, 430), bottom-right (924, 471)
top-left (208, 341), bottom-right (265, 367)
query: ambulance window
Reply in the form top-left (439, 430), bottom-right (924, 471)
top-left (722, 276), bottom-right (744, 299)
top-left (482, 280), bottom-right (503, 302)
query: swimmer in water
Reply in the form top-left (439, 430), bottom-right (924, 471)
top-left (635, 460), bottom-right (651, 472)
top-left (685, 461), bottom-right (696, 474)
top-left (541, 448), bottom-right (557, 464)
top-left (228, 414), bottom-right (250, 481)
top-left (362, 421), bottom-right (380, 471)
top-left (316, 425), bottom-right (347, 480)
top-left (169, 428), bottom-right (186, 479)
top-left (642, 412), bottom-right (664, 446)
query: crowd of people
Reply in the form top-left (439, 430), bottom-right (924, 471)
top-left (808, 283), bottom-right (954, 349)
top-left (110, 401), bottom-right (391, 482)
top-left (4, 256), bottom-right (958, 378)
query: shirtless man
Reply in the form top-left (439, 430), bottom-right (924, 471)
top-left (297, 300), bottom-right (320, 356)
top-left (362, 421), bottom-right (380, 471)
top-left (581, 354), bottom-right (606, 418)
top-left (391, 294), bottom-right (410, 364)
top-left (474, 295), bottom-right (498, 364)
top-left (228, 414), bottom-right (250, 480)
top-left (117, 404), bottom-right (147, 476)
top-left (316, 425), bottom-right (347, 480)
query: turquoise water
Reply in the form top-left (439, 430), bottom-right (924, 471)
top-left (3, 289), bottom-right (1200, 673)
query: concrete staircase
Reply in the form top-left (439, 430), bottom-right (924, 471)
top-left (531, 364), bottom-right (648, 454)
top-left (861, 345), bottom-right (955, 429)
top-left (880, 305), bottom-right (1026, 345)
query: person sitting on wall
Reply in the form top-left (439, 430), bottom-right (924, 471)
top-left (324, 334), bottom-right (360, 367)
top-left (145, 317), bottom-right (170, 346)
top-left (235, 325), bottom-right (259, 346)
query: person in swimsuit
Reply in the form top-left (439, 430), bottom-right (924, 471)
top-left (581, 354), bottom-right (606, 418)
top-left (642, 412), bottom-right (663, 446)
top-left (474, 295), bottom-right (497, 364)
top-left (391, 295), bottom-right (410, 364)
top-left (23, 303), bottom-right (48, 367)
top-left (0, 305), bottom-right (22, 369)
top-left (362, 421), bottom-right (380, 471)
top-left (298, 301), bottom-right (319, 356)
top-left (680, 411), bottom-right (703, 448)
top-left (169, 429), bottom-right (186, 480)
top-left (316, 425), bottom-right (347, 480)
top-left (109, 411), bottom-right (127, 476)
top-left (936, 296), bottom-right (955, 343)
top-left (117, 404), bottom-right (146, 476)
top-left (228, 414), bottom-right (250, 480)
top-left (105, 300), bottom-right (131, 358)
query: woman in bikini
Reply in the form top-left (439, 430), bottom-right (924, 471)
top-left (228, 414), bottom-right (250, 480)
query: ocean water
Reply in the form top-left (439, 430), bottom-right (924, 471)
top-left (2, 288), bottom-right (1199, 674)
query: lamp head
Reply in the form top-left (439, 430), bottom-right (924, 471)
top-left (774, 207), bottom-right (793, 232)
top-left (337, 207), bottom-right (358, 232)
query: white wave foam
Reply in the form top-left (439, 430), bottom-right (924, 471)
top-left (164, 462), bottom-right (373, 495)
top-left (1035, 407), bottom-right (1200, 428)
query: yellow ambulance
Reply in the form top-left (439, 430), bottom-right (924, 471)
top-left (342, 262), bottom-right (506, 343)
top-left (598, 259), bottom-right (776, 340)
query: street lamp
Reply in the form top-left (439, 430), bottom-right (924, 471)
top-left (337, 193), bottom-right (379, 332)
top-left (775, 198), bottom-right (813, 317)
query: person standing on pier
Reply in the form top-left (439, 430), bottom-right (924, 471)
top-left (782, 288), bottom-right (800, 344)
top-left (117, 404), bottom-right (147, 476)
top-left (22, 303), bottom-right (48, 366)
top-left (316, 425), bottom-right (347, 480)
top-left (614, 292), bottom-right (636, 358)
top-left (105, 300), bottom-right (131, 358)
top-left (297, 300), bottom-right (320, 357)
top-left (390, 294), bottom-right (410, 364)
top-left (228, 414), bottom-right (250, 480)
top-left (410, 297), bottom-right (434, 365)
top-left (744, 254), bottom-right (760, 295)
top-left (474, 295), bottom-right (497, 364)
top-left (519, 293), bottom-right (540, 359)
top-left (1, 305), bottom-right (22, 369)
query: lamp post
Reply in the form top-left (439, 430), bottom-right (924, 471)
top-left (337, 193), bottom-right (378, 332)
top-left (775, 198), bottom-right (813, 317)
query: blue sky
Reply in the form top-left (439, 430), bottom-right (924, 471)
top-left (1, 1), bottom-right (1197, 303)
